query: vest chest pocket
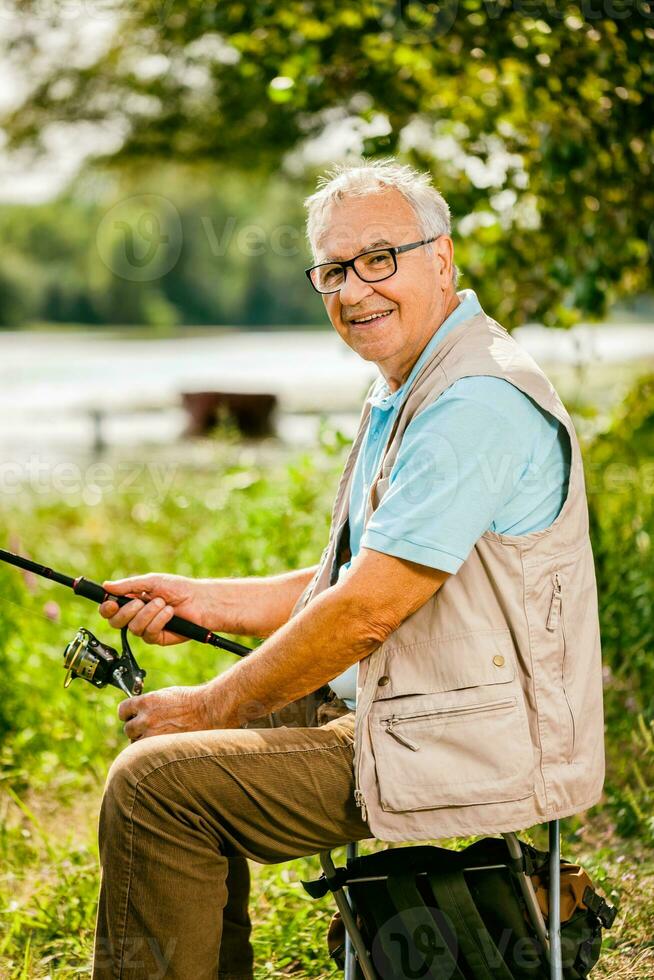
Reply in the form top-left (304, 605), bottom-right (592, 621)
top-left (367, 634), bottom-right (535, 812)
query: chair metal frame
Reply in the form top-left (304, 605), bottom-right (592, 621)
top-left (319, 819), bottom-right (563, 980)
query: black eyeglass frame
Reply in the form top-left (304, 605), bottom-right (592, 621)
top-left (305, 236), bottom-right (440, 294)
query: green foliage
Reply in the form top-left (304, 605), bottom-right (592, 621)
top-left (0, 442), bottom-right (340, 794)
top-left (0, 794), bottom-right (99, 976)
top-left (0, 169), bottom-right (320, 329)
top-left (2, 3), bottom-right (653, 325)
top-left (580, 371), bottom-right (654, 846)
top-left (585, 373), bottom-right (654, 720)
top-left (250, 858), bottom-right (340, 977)
top-left (606, 714), bottom-right (654, 843)
top-left (0, 570), bottom-right (21, 740)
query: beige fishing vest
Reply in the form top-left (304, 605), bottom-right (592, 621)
top-left (289, 309), bottom-right (605, 841)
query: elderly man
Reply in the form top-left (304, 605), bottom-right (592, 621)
top-left (92, 160), bottom-right (604, 980)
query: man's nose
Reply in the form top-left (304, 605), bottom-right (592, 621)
top-left (338, 266), bottom-right (374, 308)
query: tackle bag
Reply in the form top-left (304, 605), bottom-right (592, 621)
top-left (302, 836), bottom-right (617, 979)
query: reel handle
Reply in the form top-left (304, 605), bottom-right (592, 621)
top-left (72, 577), bottom-right (249, 654)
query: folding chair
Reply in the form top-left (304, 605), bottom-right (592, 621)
top-left (315, 820), bottom-right (565, 980)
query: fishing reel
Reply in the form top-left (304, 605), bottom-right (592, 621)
top-left (63, 626), bottom-right (146, 697)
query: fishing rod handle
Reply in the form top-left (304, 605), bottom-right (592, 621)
top-left (73, 577), bottom-right (250, 655)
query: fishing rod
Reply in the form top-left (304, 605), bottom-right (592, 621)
top-left (0, 548), bottom-right (252, 698)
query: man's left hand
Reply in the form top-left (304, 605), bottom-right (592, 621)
top-left (118, 685), bottom-right (226, 742)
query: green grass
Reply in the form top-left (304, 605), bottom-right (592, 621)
top-left (0, 416), bottom-right (652, 978)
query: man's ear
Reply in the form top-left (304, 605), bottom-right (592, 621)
top-left (435, 236), bottom-right (454, 285)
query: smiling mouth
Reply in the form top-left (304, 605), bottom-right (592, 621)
top-left (349, 309), bottom-right (394, 326)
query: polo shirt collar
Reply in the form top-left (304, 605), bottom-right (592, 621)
top-left (369, 288), bottom-right (482, 411)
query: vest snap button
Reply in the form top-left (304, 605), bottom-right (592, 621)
top-left (378, 675), bottom-right (391, 686)
top-left (493, 655), bottom-right (505, 667)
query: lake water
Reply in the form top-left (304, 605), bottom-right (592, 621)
top-left (1, 322), bottom-right (653, 467)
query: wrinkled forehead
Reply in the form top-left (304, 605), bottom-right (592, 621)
top-left (313, 189), bottom-right (422, 263)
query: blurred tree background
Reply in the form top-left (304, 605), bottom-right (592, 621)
top-left (0, 170), bottom-right (317, 328)
top-left (0, 0), bottom-right (652, 329)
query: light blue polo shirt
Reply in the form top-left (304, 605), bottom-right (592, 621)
top-left (328, 289), bottom-right (571, 709)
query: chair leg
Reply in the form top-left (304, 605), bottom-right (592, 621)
top-left (503, 832), bottom-right (550, 953)
top-left (344, 842), bottom-right (358, 980)
top-left (319, 848), bottom-right (377, 980)
top-left (549, 819), bottom-right (563, 980)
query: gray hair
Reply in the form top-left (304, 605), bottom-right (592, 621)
top-left (304, 158), bottom-right (459, 288)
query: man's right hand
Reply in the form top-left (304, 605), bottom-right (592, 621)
top-left (99, 574), bottom-right (211, 646)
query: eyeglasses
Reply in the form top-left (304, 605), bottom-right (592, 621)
top-left (305, 237), bottom-right (439, 294)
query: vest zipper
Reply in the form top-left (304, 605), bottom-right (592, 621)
top-left (546, 572), bottom-right (576, 762)
top-left (353, 661), bottom-right (380, 823)
top-left (385, 717), bottom-right (421, 751)
top-left (382, 697), bottom-right (518, 751)
top-left (559, 580), bottom-right (576, 763)
top-left (354, 789), bottom-right (367, 822)
top-left (546, 572), bottom-right (562, 631)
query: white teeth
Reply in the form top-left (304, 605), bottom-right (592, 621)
top-left (352, 311), bottom-right (391, 324)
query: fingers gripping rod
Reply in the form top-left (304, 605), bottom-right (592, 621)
top-left (0, 548), bottom-right (251, 656)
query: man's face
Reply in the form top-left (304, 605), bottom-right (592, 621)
top-left (314, 189), bottom-right (454, 383)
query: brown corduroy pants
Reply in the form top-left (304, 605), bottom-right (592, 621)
top-left (92, 711), bottom-right (371, 980)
